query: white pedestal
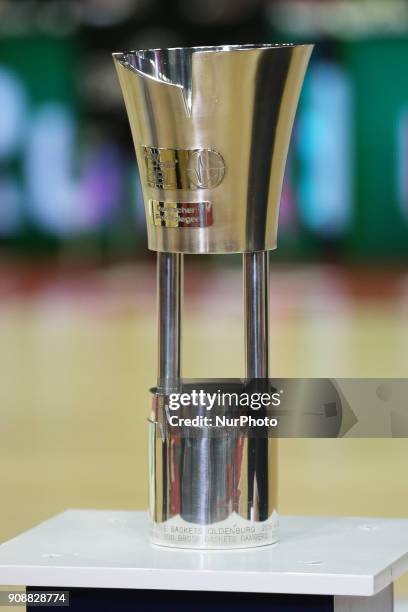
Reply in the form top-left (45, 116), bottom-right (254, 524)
top-left (1, 511), bottom-right (408, 610)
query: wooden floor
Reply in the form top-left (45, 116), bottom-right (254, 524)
top-left (1, 261), bottom-right (408, 596)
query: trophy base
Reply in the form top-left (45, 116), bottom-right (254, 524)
top-left (149, 511), bottom-right (279, 550)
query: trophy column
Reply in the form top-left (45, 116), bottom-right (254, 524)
top-left (157, 252), bottom-right (182, 393)
top-left (244, 251), bottom-right (270, 523)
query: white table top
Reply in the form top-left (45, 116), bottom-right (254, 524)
top-left (1, 510), bottom-right (408, 597)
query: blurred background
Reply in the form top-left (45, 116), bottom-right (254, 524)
top-left (1, 0), bottom-right (408, 606)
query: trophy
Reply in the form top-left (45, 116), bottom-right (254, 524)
top-left (113, 44), bottom-right (313, 548)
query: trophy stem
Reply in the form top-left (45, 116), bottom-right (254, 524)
top-left (243, 251), bottom-right (269, 378)
top-left (157, 252), bottom-right (183, 392)
top-left (244, 251), bottom-right (270, 522)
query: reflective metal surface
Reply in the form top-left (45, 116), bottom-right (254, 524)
top-left (157, 252), bottom-right (182, 393)
top-left (244, 251), bottom-right (271, 523)
top-left (142, 147), bottom-right (225, 191)
top-left (149, 389), bottom-right (279, 548)
top-left (114, 43), bottom-right (312, 548)
top-left (113, 44), bottom-right (313, 254)
top-left (244, 252), bottom-right (269, 379)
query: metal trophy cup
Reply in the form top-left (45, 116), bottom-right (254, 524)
top-left (113, 44), bottom-right (313, 548)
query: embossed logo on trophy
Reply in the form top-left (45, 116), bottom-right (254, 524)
top-left (142, 147), bottom-right (224, 191)
top-left (186, 150), bottom-right (225, 189)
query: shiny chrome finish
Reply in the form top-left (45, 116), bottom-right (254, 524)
top-left (157, 252), bottom-right (182, 392)
top-left (149, 393), bottom-right (279, 548)
top-left (244, 251), bottom-right (271, 523)
top-left (154, 252), bottom-right (182, 527)
top-left (142, 147), bottom-right (225, 191)
top-left (244, 251), bottom-right (269, 379)
top-left (114, 43), bottom-right (312, 549)
top-left (113, 44), bottom-right (313, 254)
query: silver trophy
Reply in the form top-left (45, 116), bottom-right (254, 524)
top-left (113, 44), bottom-right (313, 548)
